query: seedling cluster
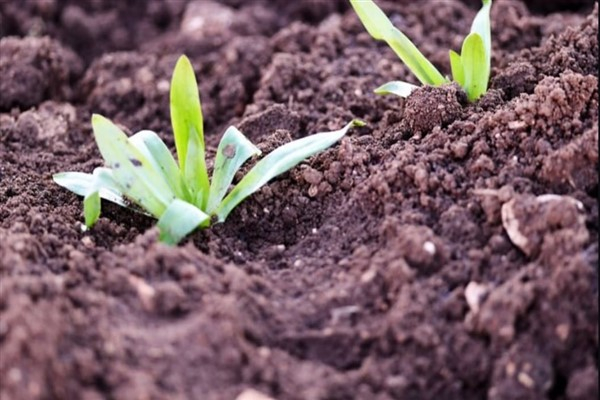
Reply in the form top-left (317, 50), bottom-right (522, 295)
top-left (350, 0), bottom-right (493, 101)
top-left (54, 56), bottom-right (362, 244)
top-left (54, 2), bottom-right (495, 244)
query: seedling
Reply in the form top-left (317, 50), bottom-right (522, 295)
top-left (350, 0), bottom-right (492, 101)
top-left (54, 55), bottom-right (363, 244)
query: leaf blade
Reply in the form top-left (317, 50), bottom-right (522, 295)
top-left (449, 50), bottom-right (465, 87)
top-left (470, 0), bottom-right (492, 67)
top-left (206, 126), bottom-right (261, 214)
top-left (83, 190), bottom-right (100, 227)
top-left (92, 114), bottom-right (175, 218)
top-left (170, 55), bottom-right (209, 201)
top-left (350, 0), bottom-right (447, 86)
top-left (53, 168), bottom-right (127, 207)
top-left (216, 120), bottom-right (364, 222)
top-left (374, 80), bottom-right (418, 98)
top-left (128, 129), bottom-right (187, 200)
top-left (461, 33), bottom-right (487, 101)
top-left (157, 199), bottom-right (210, 245)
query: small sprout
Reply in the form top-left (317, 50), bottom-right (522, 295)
top-left (53, 55), bottom-right (363, 245)
top-left (350, 0), bottom-right (493, 102)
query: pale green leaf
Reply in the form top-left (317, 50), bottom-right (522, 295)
top-left (184, 127), bottom-right (206, 208)
top-left (350, 0), bottom-right (447, 86)
top-left (470, 0), bottom-right (492, 67)
top-left (374, 80), bottom-right (418, 97)
top-left (349, 0), bottom-right (394, 40)
top-left (83, 190), bottom-right (100, 227)
top-left (53, 168), bottom-right (127, 207)
top-left (129, 130), bottom-right (187, 200)
top-left (386, 27), bottom-right (448, 86)
top-left (461, 33), bottom-right (487, 101)
top-left (206, 126), bottom-right (261, 214)
top-left (216, 120), bottom-right (365, 222)
top-left (157, 199), bottom-right (210, 245)
top-left (449, 50), bottom-right (465, 87)
top-left (170, 55), bottom-right (209, 199)
top-left (92, 114), bottom-right (175, 217)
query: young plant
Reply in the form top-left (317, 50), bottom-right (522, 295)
top-left (54, 55), bottom-right (363, 244)
top-left (350, 0), bottom-right (492, 102)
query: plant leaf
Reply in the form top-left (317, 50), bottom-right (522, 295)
top-left (170, 55), bottom-right (209, 202)
top-left (53, 168), bottom-right (127, 207)
top-left (349, 0), bottom-right (394, 40)
top-left (92, 114), bottom-right (175, 218)
top-left (350, 0), bottom-right (447, 86)
top-left (386, 28), bottom-right (448, 86)
top-left (470, 0), bottom-right (492, 68)
top-left (157, 199), bottom-right (210, 245)
top-left (461, 33), bottom-right (487, 101)
top-left (449, 50), bottom-right (465, 87)
top-left (83, 190), bottom-right (100, 227)
top-left (374, 81), bottom-right (418, 98)
top-left (206, 126), bottom-right (261, 214)
top-left (184, 127), bottom-right (207, 208)
top-left (215, 119), bottom-right (365, 222)
top-left (129, 129), bottom-right (187, 200)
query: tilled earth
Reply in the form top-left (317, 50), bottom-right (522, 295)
top-left (0, 1), bottom-right (598, 399)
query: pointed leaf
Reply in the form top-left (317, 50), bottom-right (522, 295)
top-left (157, 199), bottom-right (210, 245)
top-left (206, 126), bottom-right (261, 214)
top-left (128, 130), bottom-right (187, 200)
top-left (350, 0), bottom-right (447, 86)
top-left (470, 0), bottom-right (492, 67)
top-left (92, 114), bottom-right (175, 217)
top-left (449, 50), bottom-right (465, 87)
top-left (53, 168), bottom-right (127, 207)
top-left (184, 127), bottom-right (207, 208)
top-left (216, 120), bottom-right (365, 222)
top-left (386, 28), bottom-right (448, 86)
top-left (83, 190), bottom-right (100, 227)
top-left (374, 81), bottom-right (418, 98)
top-left (461, 33), bottom-right (487, 101)
top-left (170, 55), bottom-right (209, 198)
top-left (349, 0), bottom-right (394, 40)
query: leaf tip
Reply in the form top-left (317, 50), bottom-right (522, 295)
top-left (351, 119), bottom-right (367, 128)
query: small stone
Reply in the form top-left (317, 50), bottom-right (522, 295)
top-left (235, 388), bottom-right (275, 400)
top-left (465, 281), bottom-right (489, 314)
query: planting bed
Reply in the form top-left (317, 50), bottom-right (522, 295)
top-left (0, 1), bottom-right (598, 399)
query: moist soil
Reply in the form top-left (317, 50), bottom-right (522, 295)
top-left (0, 1), bottom-right (598, 399)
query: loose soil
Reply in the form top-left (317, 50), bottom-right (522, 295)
top-left (0, 1), bottom-right (598, 399)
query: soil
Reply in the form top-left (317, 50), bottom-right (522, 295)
top-left (0, 1), bottom-right (598, 399)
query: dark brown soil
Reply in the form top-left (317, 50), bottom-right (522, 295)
top-left (1, 1), bottom-right (598, 399)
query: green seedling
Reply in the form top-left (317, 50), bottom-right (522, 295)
top-left (54, 55), bottom-right (363, 244)
top-left (350, 0), bottom-right (492, 102)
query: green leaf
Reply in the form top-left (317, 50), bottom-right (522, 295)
top-left (54, 167), bottom-right (136, 228)
top-left (386, 28), bottom-right (448, 86)
top-left (83, 190), bottom-right (100, 227)
top-left (374, 80), bottom-right (418, 98)
top-left (53, 168), bottom-right (127, 207)
top-left (449, 50), bottom-right (465, 87)
top-left (470, 0), bottom-right (492, 67)
top-left (350, 0), bottom-right (447, 86)
top-left (206, 126), bottom-right (261, 214)
top-left (128, 130), bottom-right (187, 200)
top-left (461, 33), bottom-right (487, 101)
top-left (184, 127), bottom-right (206, 208)
top-left (215, 120), bottom-right (365, 222)
top-left (170, 55), bottom-right (209, 201)
top-left (92, 114), bottom-right (175, 218)
top-left (157, 199), bottom-right (210, 245)
top-left (349, 0), bottom-right (395, 40)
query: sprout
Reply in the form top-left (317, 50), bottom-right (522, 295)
top-left (54, 55), bottom-right (364, 244)
top-left (350, 0), bottom-right (492, 102)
